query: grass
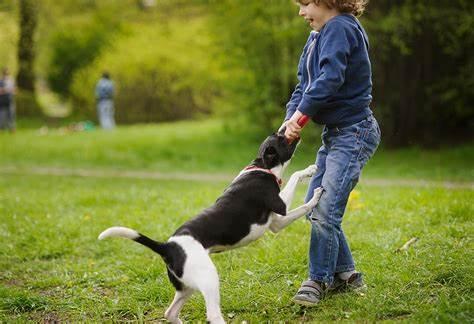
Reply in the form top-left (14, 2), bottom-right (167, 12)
top-left (0, 119), bottom-right (473, 322)
top-left (1, 119), bottom-right (473, 181)
top-left (0, 175), bottom-right (472, 322)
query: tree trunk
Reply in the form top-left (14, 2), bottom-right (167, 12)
top-left (16, 0), bottom-right (40, 116)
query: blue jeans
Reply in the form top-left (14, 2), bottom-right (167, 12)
top-left (304, 115), bottom-right (381, 284)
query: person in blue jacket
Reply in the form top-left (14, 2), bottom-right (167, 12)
top-left (95, 71), bottom-right (116, 130)
top-left (282, 0), bottom-right (381, 306)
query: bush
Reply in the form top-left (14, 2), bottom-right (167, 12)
top-left (70, 17), bottom-right (222, 123)
top-left (209, 1), bottom-right (307, 135)
top-left (46, 13), bottom-right (121, 97)
top-left (15, 90), bottom-right (41, 117)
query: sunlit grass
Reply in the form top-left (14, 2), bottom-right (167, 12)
top-left (0, 173), bottom-right (472, 322)
top-left (1, 119), bottom-right (473, 181)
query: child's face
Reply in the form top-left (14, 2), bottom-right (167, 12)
top-left (298, 1), bottom-right (332, 31)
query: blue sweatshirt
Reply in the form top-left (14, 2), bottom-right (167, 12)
top-left (285, 14), bottom-right (372, 127)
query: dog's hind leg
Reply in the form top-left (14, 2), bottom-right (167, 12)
top-left (191, 257), bottom-right (224, 324)
top-left (201, 283), bottom-right (225, 324)
top-left (164, 288), bottom-right (194, 324)
top-left (192, 259), bottom-right (224, 323)
top-left (170, 236), bottom-right (225, 323)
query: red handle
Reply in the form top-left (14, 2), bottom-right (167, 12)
top-left (288, 114), bottom-right (310, 144)
top-left (297, 115), bottom-right (310, 127)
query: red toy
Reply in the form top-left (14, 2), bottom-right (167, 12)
top-left (297, 114), bottom-right (310, 127)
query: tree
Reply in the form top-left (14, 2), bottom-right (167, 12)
top-left (209, 1), bottom-right (307, 134)
top-left (365, 0), bottom-right (474, 147)
top-left (209, 1), bottom-right (474, 146)
top-left (16, 0), bottom-right (40, 116)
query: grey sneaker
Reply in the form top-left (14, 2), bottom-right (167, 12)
top-left (328, 272), bottom-right (367, 294)
top-left (293, 280), bottom-right (326, 307)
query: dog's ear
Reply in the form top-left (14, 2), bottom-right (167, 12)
top-left (278, 126), bottom-right (286, 136)
top-left (263, 146), bottom-right (278, 168)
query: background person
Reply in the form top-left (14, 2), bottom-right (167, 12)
top-left (95, 71), bottom-right (116, 129)
top-left (0, 69), bottom-right (13, 131)
top-left (0, 68), bottom-right (15, 132)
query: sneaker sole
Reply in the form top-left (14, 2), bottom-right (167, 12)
top-left (293, 298), bottom-right (320, 307)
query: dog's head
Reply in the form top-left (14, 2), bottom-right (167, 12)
top-left (255, 128), bottom-right (300, 170)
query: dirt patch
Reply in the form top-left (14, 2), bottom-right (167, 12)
top-left (3, 279), bottom-right (24, 287)
top-left (28, 311), bottom-right (63, 324)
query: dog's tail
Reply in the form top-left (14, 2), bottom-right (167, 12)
top-left (98, 226), bottom-right (168, 257)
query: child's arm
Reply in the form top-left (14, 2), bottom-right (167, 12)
top-left (285, 33), bottom-right (317, 121)
top-left (297, 21), bottom-right (355, 117)
top-left (285, 63), bottom-right (304, 121)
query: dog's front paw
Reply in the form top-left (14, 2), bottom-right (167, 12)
top-left (306, 187), bottom-right (324, 208)
top-left (300, 164), bottom-right (318, 179)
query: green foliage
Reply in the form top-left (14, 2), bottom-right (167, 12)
top-left (4, 0), bottom-right (473, 145)
top-left (15, 90), bottom-right (41, 117)
top-left (0, 8), bottom-right (18, 72)
top-left (209, 1), bottom-right (474, 145)
top-left (70, 16), bottom-right (223, 123)
top-left (209, 1), bottom-right (308, 134)
top-left (363, 0), bottom-right (474, 146)
top-left (46, 14), bottom-right (122, 97)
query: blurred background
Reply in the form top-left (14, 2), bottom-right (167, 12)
top-left (0, 0), bottom-right (473, 147)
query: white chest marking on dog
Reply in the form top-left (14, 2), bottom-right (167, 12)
top-left (271, 160), bottom-right (290, 180)
top-left (232, 168), bottom-right (277, 184)
top-left (270, 164), bottom-right (283, 180)
top-left (232, 161), bottom-right (290, 186)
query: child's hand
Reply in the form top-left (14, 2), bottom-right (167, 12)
top-left (285, 111), bottom-right (303, 141)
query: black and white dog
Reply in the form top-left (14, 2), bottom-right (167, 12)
top-left (99, 131), bottom-right (323, 323)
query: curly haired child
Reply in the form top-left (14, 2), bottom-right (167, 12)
top-left (282, 0), bottom-right (381, 306)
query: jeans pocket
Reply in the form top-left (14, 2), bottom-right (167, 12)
top-left (359, 124), bottom-right (380, 163)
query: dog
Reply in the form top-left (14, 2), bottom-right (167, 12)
top-left (98, 130), bottom-right (323, 323)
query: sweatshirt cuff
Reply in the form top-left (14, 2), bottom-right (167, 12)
top-left (297, 96), bottom-right (318, 117)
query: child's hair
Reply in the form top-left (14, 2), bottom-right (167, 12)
top-left (296, 0), bottom-right (368, 17)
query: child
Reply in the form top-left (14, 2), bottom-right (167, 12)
top-left (282, 0), bottom-right (381, 306)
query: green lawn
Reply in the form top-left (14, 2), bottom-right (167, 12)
top-left (1, 119), bottom-right (473, 181)
top-left (0, 120), bottom-right (473, 322)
